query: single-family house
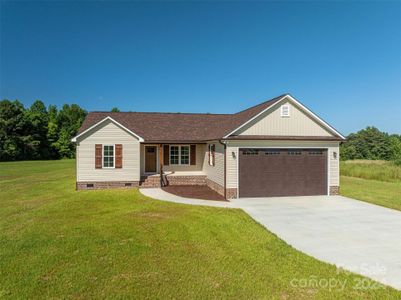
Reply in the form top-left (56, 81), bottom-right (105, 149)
top-left (71, 94), bottom-right (345, 199)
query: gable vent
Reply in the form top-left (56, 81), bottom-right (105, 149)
top-left (281, 104), bottom-right (290, 117)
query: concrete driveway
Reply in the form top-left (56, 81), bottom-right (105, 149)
top-left (232, 195), bottom-right (401, 290)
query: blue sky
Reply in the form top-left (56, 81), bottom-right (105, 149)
top-left (1, 1), bottom-right (400, 135)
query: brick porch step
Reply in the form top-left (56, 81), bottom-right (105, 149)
top-left (139, 175), bottom-right (162, 188)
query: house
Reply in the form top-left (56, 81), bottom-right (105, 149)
top-left (71, 94), bottom-right (345, 199)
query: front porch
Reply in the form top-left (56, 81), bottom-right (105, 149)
top-left (140, 143), bottom-right (208, 187)
top-left (140, 143), bottom-right (207, 176)
top-left (139, 173), bottom-right (207, 188)
top-left (139, 142), bottom-right (230, 198)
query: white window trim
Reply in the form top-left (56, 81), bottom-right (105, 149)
top-left (102, 144), bottom-right (115, 169)
top-left (170, 145), bottom-right (191, 166)
top-left (280, 104), bottom-right (290, 117)
top-left (208, 144), bottom-right (215, 166)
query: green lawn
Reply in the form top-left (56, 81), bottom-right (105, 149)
top-left (0, 160), bottom-right (399, 299)
top-left (340, 160), bottom-right (401, 212)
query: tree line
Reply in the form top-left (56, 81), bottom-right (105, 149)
top-left (340, 126), bottom-right (401, 162)
top-left (1, 99), bottom-right (400, 162)
top-left (0, 99), bottom-right (87, 160)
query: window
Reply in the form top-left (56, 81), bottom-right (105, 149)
top-left (288, 150), bottom-right (302, 156)
top-left (180, 146), bottom-right (190, 165)
top-left (103, 145), bottom-right (115, 168)
top-left (265, 150), bottom-right (280, 155)
top-left (242, 149), bottom-right (259, 155)
top-left (309, 150), bottom-right (323, 155)
top-left (208, 144), bottom-right (215, 166)
top-left (170, 145), bottom-right (190, 165)
top-left (170, 146), bottom-right (179, 165)
top-left (281, 104), bottom-right (290, 117)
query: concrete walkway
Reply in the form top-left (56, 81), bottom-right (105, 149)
top-left (139, 188), bottom-right (401, 290)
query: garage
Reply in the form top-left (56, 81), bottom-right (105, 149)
top-left (239, 148), bottom-right (328, 197)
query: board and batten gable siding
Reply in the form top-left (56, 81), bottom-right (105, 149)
top-left (139, 144), bottom-right (206, 175)
top-left (203, 141), bottom-right (225, 187)
top-left (225, 140), bottom-right (340, 190)
top-left (76, 119), bottom-right (140, 182)
top-left (236, 100), bottom-right (333, 137)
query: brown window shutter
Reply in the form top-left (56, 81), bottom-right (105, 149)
top-left (163, 145), bottom-right (169, 165)
top-left (95, 144), bottom-right (102, 169)
top-left (115, 144), bottom-right (123, 168)
top-left (212, 144), bottom-right (215, 166)
top-left (190, 145), bottom-right (196, 165)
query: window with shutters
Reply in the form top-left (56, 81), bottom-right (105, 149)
top-left (170, 145), bottom-right (190, 165)
top-left (103, 145), bottom-right (115, 168)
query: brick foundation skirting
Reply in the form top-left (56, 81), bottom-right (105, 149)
top-left (205, 178), bottom-right (225, 197)
top-left (329, 186), bottom-right (340, 195)
top-left (77, 181), bottom-right (139, 190)
top-left (166, 175), bottom-right (206, 186)
top-left (226, 188), bottom-right (238, 199)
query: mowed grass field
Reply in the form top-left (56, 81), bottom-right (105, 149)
top-left (340, 160), bottom-right (401, 211)
top-left (1, 160), bottom-right (399, 299)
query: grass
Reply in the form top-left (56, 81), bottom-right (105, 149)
top-left (340, 160), bottom-right (401, 182)
top-left (341, 176), bottom-right (401, 212)
top-left (1, 160), bottom-right (400, 299)
top-left (340, 160), bottom-right (401, 212)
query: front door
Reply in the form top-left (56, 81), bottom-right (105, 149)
top-left (145, 146), bottom-right (157, 173)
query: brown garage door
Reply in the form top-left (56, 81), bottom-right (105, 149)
top-left (239, 148), bottom-right (327, 197)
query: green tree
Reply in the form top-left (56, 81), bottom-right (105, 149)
top-left (23, 100), bottom-right (50, 159)
top-left (56, 104), bottom-right (86, 158)
top-left (0, 100), bottom-right (26, 160)
top-left (341, 126), bottom-right (394, 161)
top-left (47, 105), bottom-right (59, 158)
top-left (389, 135), bottom-right (401, 161)
top-left (111, 107), bottom-right (120, 112)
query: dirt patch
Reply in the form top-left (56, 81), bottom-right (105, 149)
top-left (162, 185), bottom-right (227, 201)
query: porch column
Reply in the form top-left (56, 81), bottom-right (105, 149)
top-left (159, 144), bottom-right (164, 174)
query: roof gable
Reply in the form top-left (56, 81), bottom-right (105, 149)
top-left (71, 116), bottom-right (144, 142)
top-left (225, 95), bottom-right (345, 139)
top-left (234, 99), bottom-right (333, 137)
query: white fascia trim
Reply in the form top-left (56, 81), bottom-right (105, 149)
top-left (223, 94), bottom-right (346, 140)
top-left (71, 116), bottom-right (145, 142)
top-left (285, 95), bottom-right (346, 140)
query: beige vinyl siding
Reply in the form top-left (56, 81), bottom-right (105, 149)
top-left (237, 100), bottom-right (333, 137)
top-left (203, 141), bottom-right (225, 187)
top-left (329, 146), bottom-right (340, 186)
top-left (76, 120), bottom-right (140, 182)
top-left (140, 144), bottom-right (206, 175)
top-left (226, 140), bottom-right (340, 189)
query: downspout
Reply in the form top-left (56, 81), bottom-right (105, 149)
top-left (219, 139), bottom-right (227, 200)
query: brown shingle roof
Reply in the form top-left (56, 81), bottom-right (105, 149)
top-left (77, 94), bottom-right (292, 141)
